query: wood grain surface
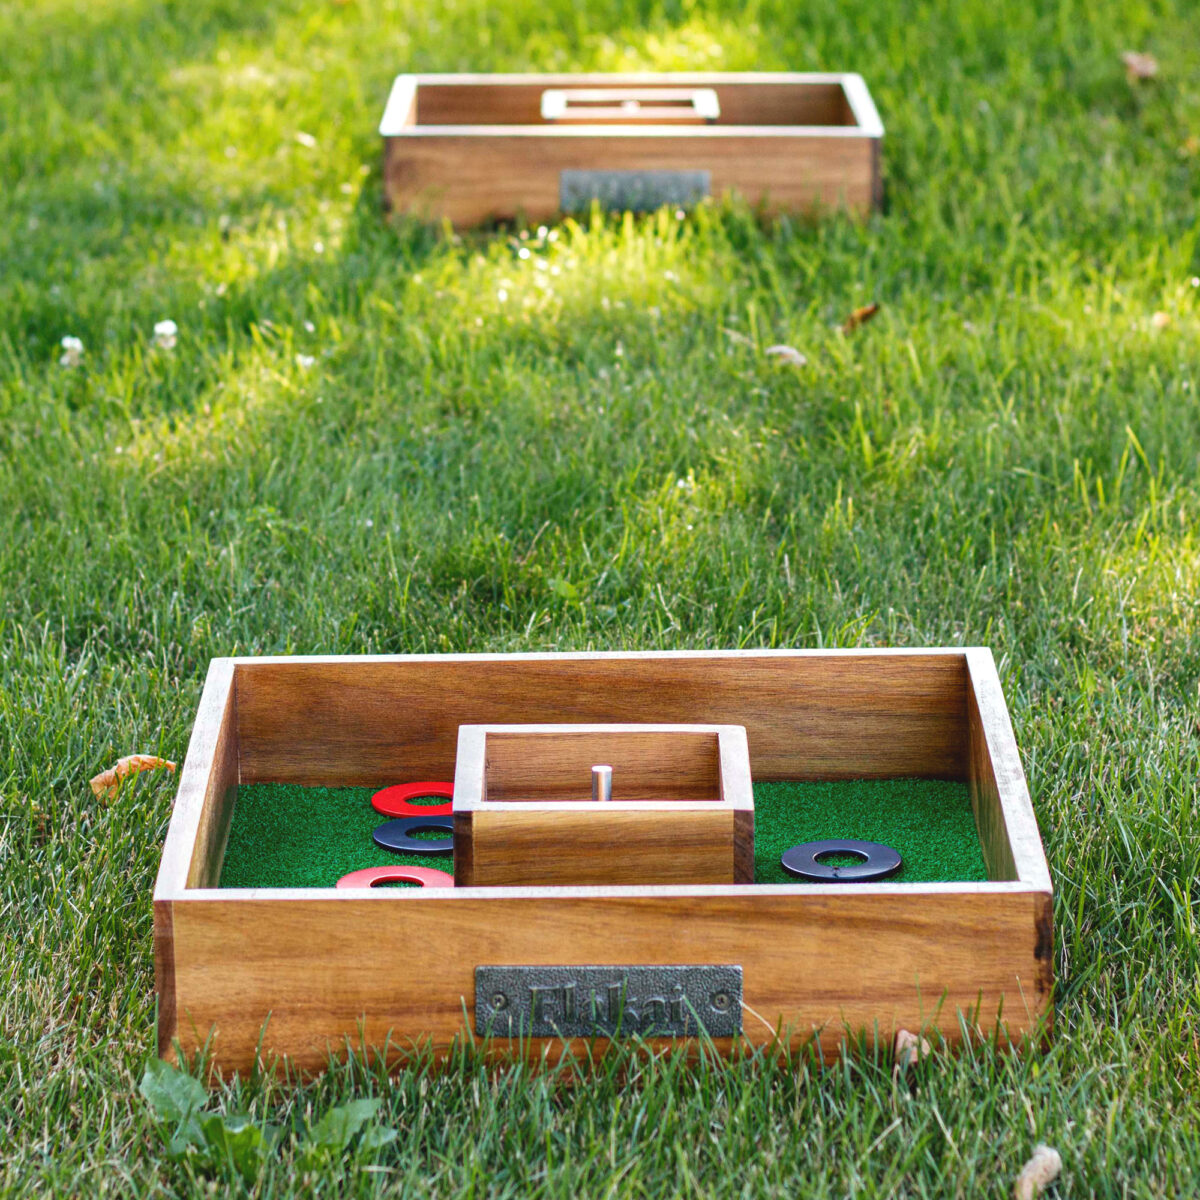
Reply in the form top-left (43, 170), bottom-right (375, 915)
top-left (163, 884), bottom-right (1050, 1073)
top-left (234, 651), bottom-right (969, 787)
top-left (461, 809), bottom-right (737, 886)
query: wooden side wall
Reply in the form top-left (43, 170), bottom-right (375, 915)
top-left (234, 652), bottom-right (970, 788)
top-left (165, 885), bottom-right (1051, 1073)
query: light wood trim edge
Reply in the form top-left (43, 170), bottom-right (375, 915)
top-left (718, 726), bottom-right (754, 810)
top-left (381, 72), bottom-right (881, 139)
top-left (965, 648), bottom-right (1052, 892)
top-left (840, 72), bottom-right (885, 138)
top-left (154, 658), bottom-right (238, 901)
top-left (379, 75), bottom-right (419, 136)
top-left (386, 125), bottom-right (877, 141)
top-left (186, 879), bottom-right (1045, 902)
top-left (226, 647), bottom-right (967, 667)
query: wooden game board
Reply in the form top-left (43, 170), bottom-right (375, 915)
top-left (154, 649), bottom-right (1051, 1073)
top-left (380, 73), bottom-right (884, 225)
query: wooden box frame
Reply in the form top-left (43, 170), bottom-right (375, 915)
top-left (154, 649), bottom-right (1052, 1074)
top-left (380, 73), bottom-right (884, 225)
top-left (452, 723), bottom-right (755, 886)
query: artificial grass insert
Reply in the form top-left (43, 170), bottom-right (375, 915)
top-left (752, 779), bottom-right (987, 884)
top-left (219, 779), bottom-right (988, 889)
top-left (219, 784), bottom-right (451, 889)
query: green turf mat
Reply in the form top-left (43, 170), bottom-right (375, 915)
top-left (219, 779), bottom-right (987, 888)
top-left (219, 785), bottom-right (453, 888)
top-left (751, 779), bottom-right (987, 884)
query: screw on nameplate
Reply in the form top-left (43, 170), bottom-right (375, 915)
top-left (592, 764), bottom-right (613, 803)
top-left (559, 169), bottom-right (711, 214)
top-left (474, 965), bottom-right (742, 1037)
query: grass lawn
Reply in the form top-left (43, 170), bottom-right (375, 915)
top-left (2, 0), bottom-right (1199, 1194)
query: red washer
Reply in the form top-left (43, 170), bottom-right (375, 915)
top-left (370, 781), bottom-right (454, 818)
top-left (336, 865), bottom-right (454, 889)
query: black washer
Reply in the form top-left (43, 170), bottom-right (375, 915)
top-left (780, 839), bottom-right (902, 883)
top-left (373, 816), bottom-right (454, 855)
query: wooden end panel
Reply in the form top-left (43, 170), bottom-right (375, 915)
top-left (188, 707), bottom-right (238, 890)
top-left (169, 888), bottom-right (1051, 1075)
top-left (965, 678), bottom-right (1018, 882)
top-left (153, 658), bottom-right (239, 1055)
top-left (965, 649), bottom-right (1051, 891)
top-left (155, 658), bottom-right (239, 897)
top-left (235, 652), bottom-right (970, 787)
top-left (154, 899), bottom-right (176, 1059)
top-left (1034, 890), bottom-right (1054, 1033)
top-left (733, 809), bottom-right (755, 884)
top-left (453, 812), bottom-right (475, 887)
top-left (469, 809), bottom-right (735, 886)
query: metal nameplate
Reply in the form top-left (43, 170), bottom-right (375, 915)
top-left (475, 965), bottom-right (742, 1038)
top-left (559, 169), bottom-right (711, 214)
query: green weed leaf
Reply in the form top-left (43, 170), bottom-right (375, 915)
top-left (200, 1113), bottom-right (275, 1182)
top-left (139, 1059), bottom-right (206, 1124)
top-left (305, 1098), bottom-right (383, 1151)
top-left (358, 1125), bottom-right (399, 1154)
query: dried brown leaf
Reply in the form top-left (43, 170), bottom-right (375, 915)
top-left (90, 754), bottom-right (177, 799)
top-left (841, 302), bottom-right (880, 334)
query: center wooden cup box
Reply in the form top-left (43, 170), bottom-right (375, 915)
top-left (154, 649), bottom-right (1052, 1074)
top-left (380, 73), bottom-right (884, 225)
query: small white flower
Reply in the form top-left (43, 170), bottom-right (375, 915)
top-left (765, 344), bottom-right (808, 367)
top-left (313, 241), bottom-right (324, 254)
top-left (59, 335), bottom-right (84, 367)
top-left (364, 518), bottom-right (374, 528)
top-left (294, 130), bottom-right (317, 148)
top-left (304, 321), bottom-right (315, 333)
top-left (296, 354), bottom-right (316, 370)
top-left (152, 319), bottom-right (178, 350)
top-left (497, 288), bottom-right (508, 303)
